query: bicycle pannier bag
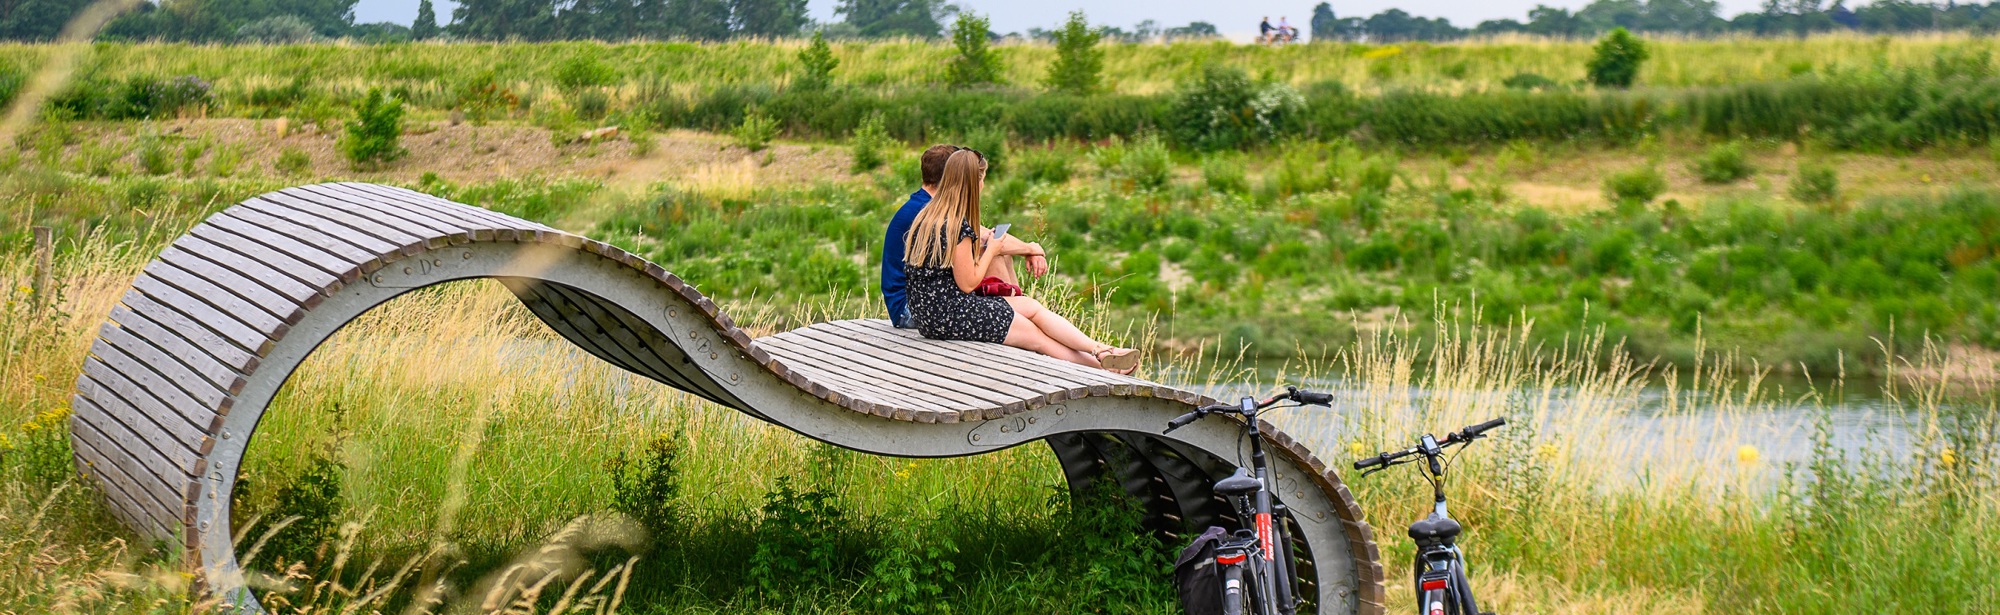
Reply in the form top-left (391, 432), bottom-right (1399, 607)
top-left (1174, 526), bottom-right (1229, 615)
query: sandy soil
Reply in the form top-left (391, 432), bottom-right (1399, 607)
top-left (59, 119), bottom-right (860, 189)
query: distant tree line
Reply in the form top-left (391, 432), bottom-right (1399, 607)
top-left (1, 0), bottom-right (1993, 43)
top-left (1311, 0), bottom-right (2000, 42)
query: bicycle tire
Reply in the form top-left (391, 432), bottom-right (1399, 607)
top-left (1449, 560), bottom-right (1479, 615)
top-left (1221, 562), bottom-right (1247, 615)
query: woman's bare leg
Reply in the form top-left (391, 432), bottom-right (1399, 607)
top-left (1001, 296), bottom-right (1112, 354)
top-left (1004, 312), bottom-right (1097, 366)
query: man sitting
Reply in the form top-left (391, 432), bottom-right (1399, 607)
top-left (881, 144), bottom-right (1048, 328)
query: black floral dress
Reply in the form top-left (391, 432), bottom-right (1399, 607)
top-left (904, 222), bottom-right (1014, 343)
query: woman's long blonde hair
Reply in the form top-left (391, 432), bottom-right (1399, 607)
top-left (904, 149), bottom-right (986, 268)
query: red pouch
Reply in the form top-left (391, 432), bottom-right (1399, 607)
top-left (975, 276), bottom-right (1023, 297)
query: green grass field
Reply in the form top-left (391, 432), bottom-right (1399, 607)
top-left (2, 34), bottom-right (1999, 615)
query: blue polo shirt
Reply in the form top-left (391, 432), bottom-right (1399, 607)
top-left (880, 189), bottom-right (930, 327)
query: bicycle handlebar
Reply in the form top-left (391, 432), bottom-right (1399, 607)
top-left (1351, 417), bottom-right (1507, 471)
top-left (1162, 386), bottom-right (1332, 434)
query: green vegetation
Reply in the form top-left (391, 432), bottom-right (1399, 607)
top-left (1586, 27), bottom-right (1650, 88)
top-left (794, 31), bottom-right (839, 91)
top-left (1692, 141), bottom-right (1754, 183)
top-left (945, 13), bottom-right (1002, 88)
top-left (1043, 11), bottom-right (1105, 95)
top-left (339, 88), bottom-right (406, 169)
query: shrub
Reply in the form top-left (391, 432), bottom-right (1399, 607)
top-left (1604, 165), bottom-right (1666, 206)
top-left (1692, 141), bottom-right (1755, 183)
top-left (733, 110), bottom-right (779, 152)
top-left (553, 52), bottom-right (617, 92)
top-left (747, 476), bottom-right (846, 593)
top-left (210, 143), bottom-right (244, 177)
top-left (236, 15), bottom-right (319, 44)
top-left (864, 532), bottom-right (957, 615)
top-left (571, 89), bottom-right (610, 121)
top-left (1202, 154), bottom-right (1249, 194)
top-left (135, 138), bottom-right (171, 175)
top-left (454, 71), bottom-right (518, 125)
top-left (254, 451), bottom-right (345, 568)
top-left (275, 146), bottom-right (311, 176)
top-left (1791, 161), bottom-right (1840, 204)
top-left (1502, 72), bottom-right (1559, 90)
top-left (340, 88), bottom-right (405, 170)
top-left (1587, 27), bottom-right (1649, 89)
top-left (1044, 11), bottom-right (1104, 94)
top-left (607, 432), bottom-right (683, 538)
top-left (177, 138), bottom-right (208, 175)
top-left (1169, 64), bottom-right (1304, 151)
top-left (1113, 135), bottom-right (1172, 190)
top-left (794, 31), bottom-right (838, 91)
top-left (946, 12), bottom-right (1003, 88)
top-left (1017, 147), bottom-right (1073, 184)
top-left (849, 113), bottom-right (893, 172)
top-left (957, 126), bottom-right (1006, 176)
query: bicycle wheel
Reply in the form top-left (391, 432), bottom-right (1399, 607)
top-left (1449, 560), bottom-right (1480, 615)
top-left (1420, 589), bottom-right (1448, 615)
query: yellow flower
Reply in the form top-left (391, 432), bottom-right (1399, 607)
top-left (1736, 445), bottom-right (1760, 465)
top-left (1535, 444), bottom-right (1561, 461)
top-left (14, 285), bottom-right (29, 295)
top-left (1940, 449), bottom-right (1958, 468)
top-left (1362, 46), bottom-right (1403, 60)
top-left (1346, 440), bottom-right (1368, 458)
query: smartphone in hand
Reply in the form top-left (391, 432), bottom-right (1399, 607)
top-left (990, 223), bottom-right (1010, 241)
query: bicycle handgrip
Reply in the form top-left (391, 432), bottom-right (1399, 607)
top-left (1163, 411), bottom-right (1202, 434)
top-left (1463, 417), bottom-right (1507, 437)
top-left (1353, 454), bottom-right (1387, 471)
top-left (1292, 389), bottom-right (1333, 406)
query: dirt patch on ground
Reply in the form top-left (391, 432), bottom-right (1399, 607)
top-left (60, 119), bottom-right (859, 189)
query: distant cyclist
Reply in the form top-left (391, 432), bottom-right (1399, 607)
top-left (1259, 16), bottom-right (1274, 43)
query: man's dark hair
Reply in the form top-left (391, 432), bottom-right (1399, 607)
top-left (921, 144), bottom-right (960, 186)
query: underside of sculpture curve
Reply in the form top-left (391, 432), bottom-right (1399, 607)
top-left (66, 183), bottom-right (1385, 614)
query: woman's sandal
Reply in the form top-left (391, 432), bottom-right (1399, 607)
top-left (1094, 347), bottom-right (1141, 374)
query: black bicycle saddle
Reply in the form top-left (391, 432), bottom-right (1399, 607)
top-left (1407, 515), bottom-right (1462, 541)
top-left (1214, 469), bottom-right (1261, 497)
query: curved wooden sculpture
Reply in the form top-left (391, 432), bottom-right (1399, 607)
top-left (67, 183), bottom-right (1384, 614)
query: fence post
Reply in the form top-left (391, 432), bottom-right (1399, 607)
top-left (31, 225), bottom-right (51, 311)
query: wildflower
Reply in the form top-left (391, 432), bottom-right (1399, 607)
top-left (1535, 444), bottom-right (1561, 461)
top-left (1346, 440), bottom-right (1367, 458)
top-left (1940, 448), bottom-right (1958, 468)
top-left (15, 284), bottom-right (30, 295)
top-left (1735, 444), bottom-right (1760, 465)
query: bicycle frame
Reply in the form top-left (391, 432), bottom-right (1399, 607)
top-left (1353, 418), bottom-right (1505, 615)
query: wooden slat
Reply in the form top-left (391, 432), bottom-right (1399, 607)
top-left (543, 284), bottom-right (744, 408)
top-left (755, 335), bottom-right (977, 413)
top-left (170, 235), bottom-right (325, 303)
top-left (132, 272), bottom-right (278, 352)
top-left (118, 292), bottom-right (258, 373)
top-left (69, 410), bottom-right (184, 516)
top-left (220, 207), bottom-right (385, 270)
top-left (845, 319), bottom-right (1129, 391)
top-left (108, 307), bottom-right (245, 395)
top-left (774, 329), bottom-right (1023, 413)
top-left (307, 184), bottom-right (498, 241)
top-left (192, 219), bottom-right (358, 283)
top-left (290, 184), bottom-right (474, 243)
top-left (156, 249), bottom-right (301, 325)
top-left (68, 431), bottom-right (173, 538)
top-left (754, 337), bottom-right (944, 413)
top-left (72, 373), bottom-right (202, 476)
top-left (348, 183), bottom-right (554, 232)
top-left (250, 193), bottom-right (438, 254)
top-left (534, 283), bottom-right (738, 407)
top-left (789, 324), bottom-right (1052, 408)
top-left (97, 324), bottom-right (230, 409)
top-left (80, 351), bottom-right (213, 442)
top-left (817, 320), bottom-right (1093, 402)
top-left (341, 183), bottom-right (526, 241)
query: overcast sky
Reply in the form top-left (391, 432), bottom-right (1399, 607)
top-left (356, 0), bottom-right (1778, 41)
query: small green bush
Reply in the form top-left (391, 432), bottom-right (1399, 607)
top-left (340, 88), bottom-right (406, 170)
top-left (794, 31), bottom-right (838, 91)
top-left (178, 138), bottom-right (209, 175)
top-left (1044, 11), bottom-right (1104, 95)
top-left (1202, 154), bottom-right (1249, 194)
top-left (1692, 142), bottom-right (1755, 183)
top-left (135, 138), bottom-right (171, 176)
top-left (1018, 147), bottom-right (1074, 184)
top-left (733, 110), bottom-right (779, 152)
top-left (946, 12), bottom-right (1003, 88)
top-left (1110, 135), bottom-right (1172, 190)
top-left (607, 431), bottom-right (683, 538)
top-left (1605, 165), bottom-right (1666, 206)
top-left (1502, 72), bottom-right (1558, 90)
top-left (253, 451), bottom-right (345, 568)
top-left (1790, 161), bottom-right (1840, 204)
top-left (210, 143), bottom-right (244, 177)
top-left (747, 475), bottom-right (846, 593)
top-left (275, 147), bottom-right (311, 176)
top-left (1587, 27), bottom-right (1649, 89)
top-left (849, 114), bottom-right (893, 173)
top-left (957, 127), bottom-right (1006, 176)
top-left (571, 89), bottom-right (610, 122)
top-left (553, 53), bottom-right (617, 92)
top-left (1169, 64), bottom-right (1303, 151)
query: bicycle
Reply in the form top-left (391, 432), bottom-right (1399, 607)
top-left (1351, 417), bottom-right (1507, 615)
top-left (1164, 385), bottom-right (1334, 615)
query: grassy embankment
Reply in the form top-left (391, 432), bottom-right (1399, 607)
top-left (1, 237), bottom-right (1994, 614)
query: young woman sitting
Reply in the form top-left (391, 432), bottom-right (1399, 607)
top-left (902, 150), bottom-right (1141, 374)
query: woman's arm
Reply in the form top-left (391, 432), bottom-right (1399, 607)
top-left (952, 236), bottom-right (1003, 292)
